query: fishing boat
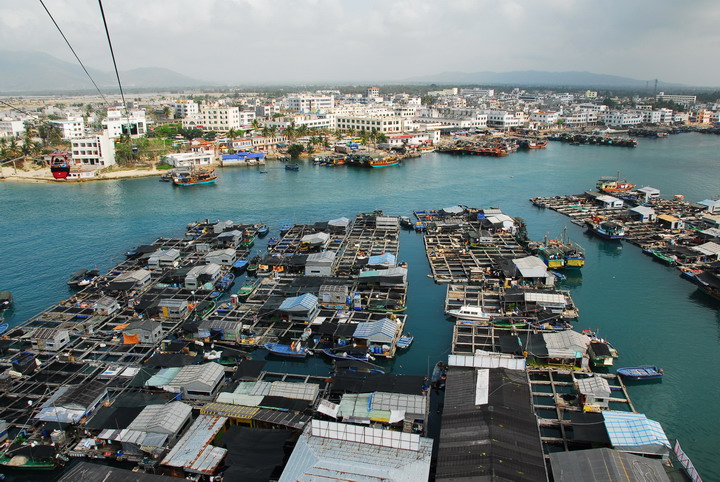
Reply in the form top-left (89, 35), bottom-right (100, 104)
top-left (367, 299), bottom-right (407, 313)
top-left (334, 359), bottom-right (385, 375)
top-left (285, 164), bottom-right (299, 171)
top-left (414, 221), bottom-right (426, 232)
top-left (588, 340), bottom-right (620, 366)
top-left (321, 346), bottom-right (374, 361)
top-left (49, 152), bottom-right (71, 180)
top-left (446, 305), bottom-right (491, 322)
top-left (215, 273), bottom-right (235, 292)
top-left (490, 318), bottom-right (528, 329)
top-left (267, 237), bottom-right (279, 248)
top-left (616, 366), bottom-right (664, 380)
top-left (644, 249), bottom-right (678, 266)
top-left (0, 443), bottom-right (61, 470)
top-left (431, 361), bottom-right (447, 389)
top-left (0, 292), bottom-right (12, 311)
top-left (400, 216), bottom-right (413, 229)
top-left (193, 300), bottom-right (216, 320)
top-left (264, 343), bottom-right (310, 358)
top-left (396, 334), bottom-right (414, 349)
top-left (232, 258), bottom-right (249, 273)
top-left (246, 256), bottom-right (261, 275)
top-left (596, 173), bottom-right (635, 193)
top-left (67, 268), bottom-right (99, 288)
top-left (259, 169), bottom-right (268, 174)
top-left (256, 225), bottom-right (269, 237)
top-left (537, 228), bottom-right (585, 269)
top-left (694, 271), bottom-right (720, 301)
top-left (237, 279), bottom-right (260, 300)
top-left (368, 157), bottom-right (400, 168)
top-left (587, 220), bottom-right (626, 240)
top-left (172, 168), bottom-right (217, 186)
top-left (279, 224), bottom-right (293, 236)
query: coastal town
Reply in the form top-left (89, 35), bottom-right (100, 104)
top-left (1, 86), bottom-right (719, 182)
top-left (2, 0), bottom-right (720, 480)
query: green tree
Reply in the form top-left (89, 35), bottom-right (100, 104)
top-left (251, 119), bottom-right (262, 131)
top-left (287, 143), bottom-right (304, 160)
top-left (297, 124), bottom-right (309, 138)
top-left (421, 95), bottom-right (434, 106)
top-left (261, 126), bottom-right (271, 138)
top-left (377, 132), bottom-right (388, 144)
top-left (359, 129), bottom-right (370, 145)
top-left (202, 131), bottom-right (217, 141)
top-left (285, 121), bottom-right (297, 140)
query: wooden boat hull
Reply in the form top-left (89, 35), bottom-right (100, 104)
top-left (173, 177), bottom-right (217, 186)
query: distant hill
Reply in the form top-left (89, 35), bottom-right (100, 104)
top-left (0, 50), bottom-right (211, 92)
top-left (405, 70), bottom-right (686, 89)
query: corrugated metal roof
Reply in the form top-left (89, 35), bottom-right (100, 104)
top-left (353, 318), bottom-right (398, 343)
top-left (306, 250), bottom-right (337, 264)
top-left (161, 415), bottom-right (227, 474)
top-left (167, 362), bottom-right (225, 390)
top-left (216, 392), bottom-right (264, 406)
top-left (514, 256), bottom-right (550, 278)
top-left (448, 353), bottom-right (526, 370)
top-left (475, 369), bottom-right (489, 406)
top-left (200, 402), bottom-right (259, 419)
top-left (338, 393), bottom-right (371, 420)
top-left (145, 367), bottom-right (181, 387)
top-left (370, 392), bottom-right (426, 417)
top-left (279, 427), bottom-right (433, 482)
top-left (311, 419), bottom-right (421, 451)
top-left (576, 376), bottom-right (611, 398)
top-left (693, 241), bottom-right (720, 256)
top-left (268, 381), bottom-right (320, 401)
top-left (602, 411), bottom-right (671, 450)
top-left (549, 447), bottom-right (670, 482)
top-left (279, 293), bottom-right (319, 312)
top-left (524, 292), bottom-right (567, 305)
top-left (128, 401), bottom-right (191, 435)
top-left (543, 330), bottom-right (590, 358)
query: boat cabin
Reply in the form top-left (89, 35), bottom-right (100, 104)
top-left (300, 232), bottom-right (331, 251)
top-left (148, 248), bottom-right (181, 270)
top-left (305, 251), bottom-right (337, 276)
top-left (204, 248), bottom-right (236, 266)
top-left (166, 362), bottom-right (226, 400)
top-left (375, 216), bottom-right (400, 231)
top-left (595, 195), bottom-right (624, 209)
top-left (123, 319), bottom-right (163, 344)
top-left (110, 269), bottom-right (152, 291)
top-left (94, 296), bottom-right (121, 316)
top-left (319, 284), bottom-right (349, 305)
top-left (628, 205), bottom-right (656, 222)
top-left (279, 293), bottom-right (320, 323)
top-left (575, 376), bottom-right (612, 410)
top-left (31, 328), bottom-right (70, 352)
top-left (657, 214), bottom-right (684, 230)
top-left (158, 299), bottom-right (190, 319)
top-left (215, 230), bottom-right (243, 248)
top-left (352, 318), bottom-right (400, 356)
top-left (185, 263), bottom-right (222, 290)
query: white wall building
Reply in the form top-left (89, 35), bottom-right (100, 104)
top-left (336, 116), bottom-right (404, 133)
top-left (530, 111), bottom-right (559, 125)
top-left (102, 108), bottom-right (147, 138)
top-left (602, 112), bottom-right (644, 127)
top-left (70, 131), bottom-right (115, 168)
top-left (163, 152), bottom-right (214, 167)
top-left (49, 116), bottom-right (85, 139)
top-left (285, 94), bottom-right (335, 113)
top-left (0, 118), bottom-right (26, 138)
top-left (172, 100), bottom-right (199, 119)
top-left (485, 111), bottom-right (522, 128)
top-left (183, 103), bottom-right (242, 132)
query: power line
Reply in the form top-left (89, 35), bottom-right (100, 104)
top-left (97, 0), bottom-right (126, 109)
top-left (38, 0), bottom-right (110, 106)
top-left (0, 99), bottom-right (39, 119)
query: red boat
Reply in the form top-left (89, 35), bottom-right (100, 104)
top-left (50, 152), bottom-right (72, 180)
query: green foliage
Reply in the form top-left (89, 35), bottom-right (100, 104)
top-left (287, 143), bottom-right (304, 160)
top-left (376, 132), bottom-right (388, 144)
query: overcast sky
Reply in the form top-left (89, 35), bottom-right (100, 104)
top-left (2, 0), bottom-right (719, 85)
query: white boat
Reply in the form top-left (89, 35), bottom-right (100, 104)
top-left (446, 305), bottom-right (491, 322)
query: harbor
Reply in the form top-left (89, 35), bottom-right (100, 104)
top-left (0, 134), bottom-right (718, 479)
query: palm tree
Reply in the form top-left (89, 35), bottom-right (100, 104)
top-left (297, 124), bottom-right (309, 139)
top-left (359, 129), bottom-right (370, 145)
top-left (251, 119), bottom-right (262, 132)
top-left (0, 137), bottom-right (7, 158)
top-left (269, 125), bottom-right (278, 137)
top-left (285, 121), bottom-right (297, 140)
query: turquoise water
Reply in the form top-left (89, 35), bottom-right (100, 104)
top-left (1, 133), bottom-right (719, 477)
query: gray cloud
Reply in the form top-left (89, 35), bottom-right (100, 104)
top-left (1, 0), bottom-right (718, 85)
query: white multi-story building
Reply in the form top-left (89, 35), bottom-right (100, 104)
top-left (336, 116), bottom-right (404, 133)
top-left (255, 104), bottom-right (279, 118)
top-left (265, 114), bottom-right (334, 131)
top-left (602, 112), bottom-right (644, 127)
top-left (640, 110), bottom-right (662, 124)
top-left (70, 131), bottom-right (115, 168)
top-left (183, 103), bottom-right (242, 132)
top-left (656, 92), bottom-right (696, 106)
top-left (172, 100), bottom-right (199, 119)
top-left (560, 111), bottom-right (598, 126)
top-left (658, 108), bottom-right (674, 124)
top-left (163, 152), bottom-right (213, 168)
top-left (530, 111), bottom-right (559, 125)
top-left (485, 111), bottom-right (522, 128)
top-left (102, 108), bottom-right (147, 138)
top-left (49, 116), bottom-right (85, 139)
top-left (238, 110), bottom-right (256, 127)
top-left (285, 94), bottom-right (335, 113)
top-left (0, 118), bottom-right (26, 138)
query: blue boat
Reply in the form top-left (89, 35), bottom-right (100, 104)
top-left (279, 224), bottom-right (293, 236)
top-left (232, 259), bottom-right (249, 273)
top-left (215, 273), bottom-right (236, 292)
top-left (267, 237), bottom-right (278, 247)
top-left (264, 343), bottom-right (309, 358)
top-left (396, 334), bottom-right (414, 349)
top-left (285, 164), bottom-right (299, 171)
top-left (321, 347), bottom-right (373, 361)
top-left (617, 366), bottom-right (664, 380)
top-left (257, 225), bottom-right (269, 237)
top-left (0, 323), bottom-right (7, 335)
